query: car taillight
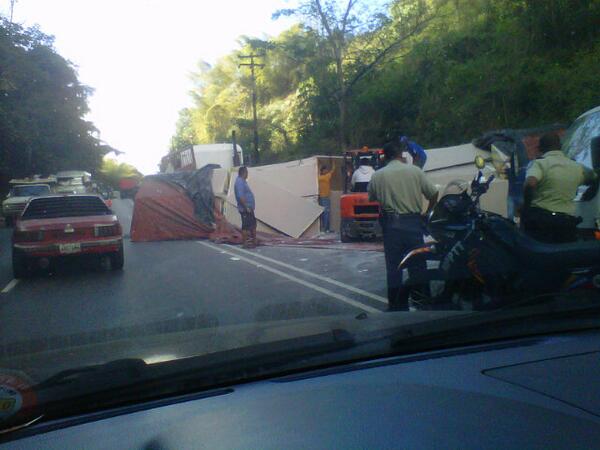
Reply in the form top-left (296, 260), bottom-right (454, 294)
top-left (13, 230), bottom-right (44, 242)
top-left (94, 224), bottom-right (121, 237)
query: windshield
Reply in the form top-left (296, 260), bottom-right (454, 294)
top-left (1, 0), bottom-right (600, 433)
top-left (8, 185), bottom-right (50, 197)
top-left (57, 177), bottom-right (84, 186)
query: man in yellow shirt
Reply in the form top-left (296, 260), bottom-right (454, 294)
top-left (522, 133), bottom-right (596, 243)
top-left (369, 141), bottom-right (438, 311)
top-left (318, 164), bottom-right (335, 232)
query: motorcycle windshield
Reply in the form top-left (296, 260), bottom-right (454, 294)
top-left (442, 180), bottom-right (469, 196)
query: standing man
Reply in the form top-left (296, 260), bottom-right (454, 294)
top-left (400, 136), bottom-right (428, 169)
top-left (521, 133), bottom-right (596, 243)
top-left (369, 141), bottom-right (438, 311)
top-left (234, 166), bottom-right (257, 248)
top-left (318, 164), bottom-right (335, 233)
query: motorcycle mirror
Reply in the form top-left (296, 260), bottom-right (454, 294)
top-left (474, 155), bottom-right (486, 170)
top-left (591, 136), bottom-right (600, 170)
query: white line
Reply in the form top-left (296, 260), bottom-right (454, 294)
top-left (1, 279), bottom-right (19, 294)
top-left (198, 241), bottom-right (381, 314)
top-left (223, 244), bottom-right (388, 305)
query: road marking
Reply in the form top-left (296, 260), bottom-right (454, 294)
top-left (1, 279), bottom-right (19, 294)
top-left (224, 244), bottom-right (388, 305)
top-left (198, 241), bottom-right (381, 314)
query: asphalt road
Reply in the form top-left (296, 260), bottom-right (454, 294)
top-left (0, 199), bottom-right (387, 355)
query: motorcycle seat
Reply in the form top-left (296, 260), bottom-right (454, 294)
top-left (514, 233), bottom-right (600, 268)
top-left (489, 216), bottom-right (600, 268)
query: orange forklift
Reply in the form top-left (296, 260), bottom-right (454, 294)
top-left (340, 148), bottom-right (386, 242)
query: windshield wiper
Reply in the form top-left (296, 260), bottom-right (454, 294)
top-left (1, 329), bottom-right (354, 434)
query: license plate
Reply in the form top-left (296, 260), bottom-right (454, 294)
top-left (59, 243), bottom-right (81, 254)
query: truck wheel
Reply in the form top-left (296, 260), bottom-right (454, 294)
top-left (340, 230), bottom-right (352, 243)
top-left (4, 216), bottom-right (13, 227)
top-left (110, 243), bottom-right (124, 271)
top-left (12, 250), bottom-right (30, 279)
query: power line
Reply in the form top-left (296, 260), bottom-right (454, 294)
top-left (239, 53), bottom-right (264, 165)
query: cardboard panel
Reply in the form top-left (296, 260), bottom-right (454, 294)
top-left (481, 179), bottom-right (508, 217)
top-left (329, 190), bottom-right (342, 232)
top-left (211, 168), bottom-right (229, 196)
top-left (248, 157), bottom-right (319, 198)
top-left (224, 200), bottom-right (286, 236)
top-left (425, 144), bottom-right (489, 171)
top-left (227, 174), bottom-right (324, 238)
top-left (300, 218), bottom-right (321, 238)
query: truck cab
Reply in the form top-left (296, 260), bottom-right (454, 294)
top-left (2, 182), bottom-right (53, 226)
top-left (339, 148), bottom-right (386, 242)
top-left (55, 171), bottom-right (92, 195)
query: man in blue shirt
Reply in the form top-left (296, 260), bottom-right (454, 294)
top-left (234, 166), bottom-right (257, 248)
top-left (400, 136), bottom-right (427, 169)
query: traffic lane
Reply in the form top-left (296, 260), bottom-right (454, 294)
top-left (0, 238), bottom-right (368, 348)
top-left (111, 198), bottom-right (133, 236)
top-left (240, 245), bottom-right (387, 301)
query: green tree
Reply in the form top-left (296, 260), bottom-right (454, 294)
top-left (0, 19), bottom-right (111, 189)
top-left (98, 158), bottom-right (142, 190)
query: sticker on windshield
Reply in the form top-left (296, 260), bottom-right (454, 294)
top-left (0, 372), bottom-right (37, 424)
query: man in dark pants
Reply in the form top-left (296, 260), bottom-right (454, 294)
top-left (522, 133), bottom-right (596, 243)
top-left (369, 141), bottom-right (439, 311)
top-left (234, 166), bottom-right (257, 248)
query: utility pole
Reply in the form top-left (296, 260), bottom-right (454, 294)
top-left (239, 54), bottom-right (264, 165)
top-left (9, 0), bottom-right (16, 22)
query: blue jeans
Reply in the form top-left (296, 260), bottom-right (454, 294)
top-left (319, 196), bottom-right (331, 231)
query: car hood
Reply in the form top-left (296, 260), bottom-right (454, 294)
top-left (0, 311), bottom-right (462, 383)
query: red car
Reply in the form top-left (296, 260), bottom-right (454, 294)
top-left (11, 195), bottom-right (124, 278)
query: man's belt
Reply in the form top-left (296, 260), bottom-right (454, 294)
top-left (381, 212), bottom-right (422, 218)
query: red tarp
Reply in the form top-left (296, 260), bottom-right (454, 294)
top-left (130, 175), bottom-right (382, 251)
top-left (131, 179), bottom-right (243, 244)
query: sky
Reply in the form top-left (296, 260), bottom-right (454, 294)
top-left (1, 0), bottom-right (297, 173)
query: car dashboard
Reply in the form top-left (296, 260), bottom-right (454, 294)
top-left (2, 330), bottom-right (600, 449)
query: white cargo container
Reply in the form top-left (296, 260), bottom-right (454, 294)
top-left (166, 143), bottom-right (244, 173)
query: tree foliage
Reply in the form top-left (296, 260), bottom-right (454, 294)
top-left (0, 19), bottom-right (114, 187)
top-left (98, 158), bottom-right (142, 190)
top-left (171, 0), bottom-right (600, 163)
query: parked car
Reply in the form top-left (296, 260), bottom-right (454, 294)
top-left (11, 195), bottom-right (124, 278)
top-left (2, 184), bottom-right (52, 226)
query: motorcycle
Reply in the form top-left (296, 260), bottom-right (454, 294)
top-left (401, 157), bottom-right (600, 310)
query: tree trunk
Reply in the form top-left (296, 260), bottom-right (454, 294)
top-left (335, 52), bottom-right (346, 153)
top-left (337, 95), bottom-right (346, 153)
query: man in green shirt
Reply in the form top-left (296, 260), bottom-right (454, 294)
top-left (522, 133), bottom-right (596, 243)
top-left (369, 141), bottom-right (438, 311)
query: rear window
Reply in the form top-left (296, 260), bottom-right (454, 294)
top-left (21, 196), bottom-right (111, 220)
